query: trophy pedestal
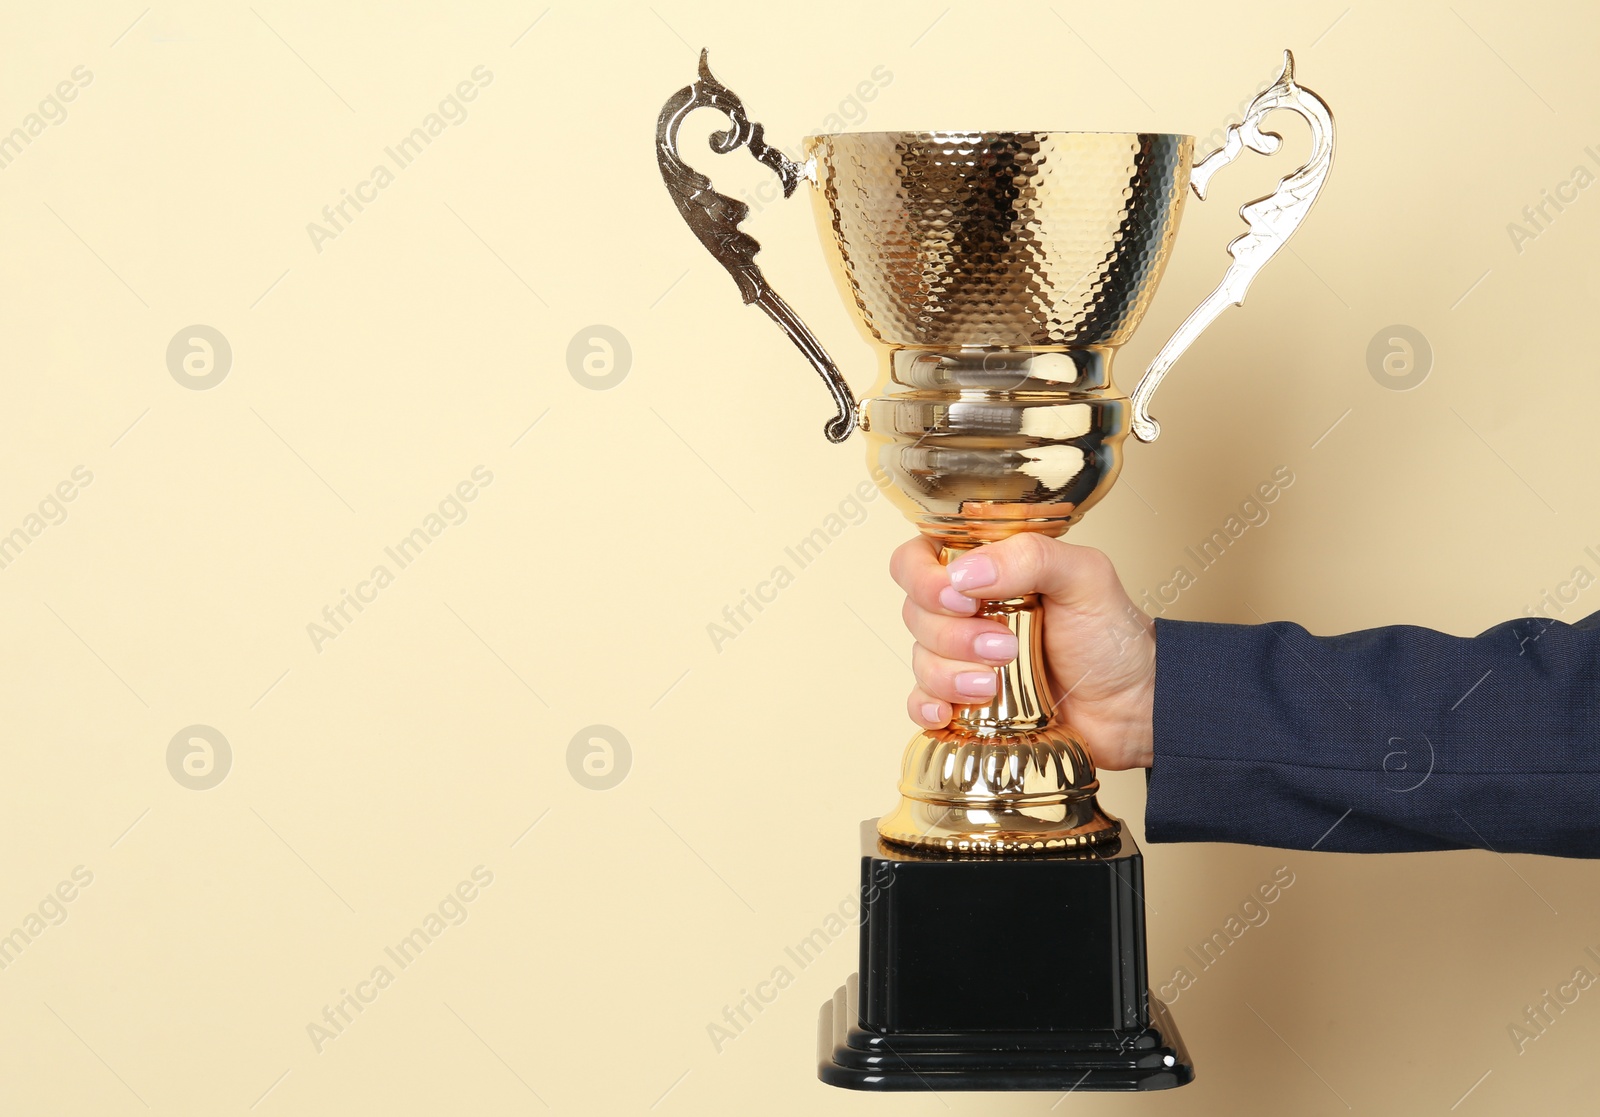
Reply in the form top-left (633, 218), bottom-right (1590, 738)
top-left (817, 820), bottom-right (1192, 1092)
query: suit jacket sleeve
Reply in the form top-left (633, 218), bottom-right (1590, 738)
top-left (1143, 610), bottom-right (1600, 857)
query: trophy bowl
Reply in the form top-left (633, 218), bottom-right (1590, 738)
top-left (811, 129), bottom-right (1193, 547)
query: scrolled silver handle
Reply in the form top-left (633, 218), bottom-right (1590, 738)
top-left (655, 50), bottom-right (856, 444)
top-left (1129, 50), bottom-right (1336, 443)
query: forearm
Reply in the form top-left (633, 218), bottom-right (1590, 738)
top-left (1144, 611), bottom-right (1600, 857)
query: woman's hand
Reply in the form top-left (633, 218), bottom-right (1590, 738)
top-left (889, 533), bottom-right (1157, 771)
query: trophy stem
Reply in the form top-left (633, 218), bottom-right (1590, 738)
top-left (875, 542), bottom-right (1120, 853)
top-left (949, 605), bottom-right (1051, 737)
top-left (938, 543), bottom-right (1067, 736)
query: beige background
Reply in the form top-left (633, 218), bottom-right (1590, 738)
top-left (2, 0), bottom-right (1598, 1113)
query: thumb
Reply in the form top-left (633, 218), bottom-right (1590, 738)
top-left (945, 533), bottom-right (1120, 611)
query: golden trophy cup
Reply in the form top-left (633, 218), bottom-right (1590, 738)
top-left (658, 49), bottom-right (1333, 1091)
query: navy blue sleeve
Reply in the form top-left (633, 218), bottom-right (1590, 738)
top-left (1144, 611), bottom-right (1600, 857)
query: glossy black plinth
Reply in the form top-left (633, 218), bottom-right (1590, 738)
top-left (817, 820), bottom-right (1193, 1092)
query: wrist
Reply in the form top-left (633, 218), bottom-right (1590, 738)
top-left (1129, 674), bottom-right (1156, 768)
top-left (1119, 610), bottom-right (1157, 769)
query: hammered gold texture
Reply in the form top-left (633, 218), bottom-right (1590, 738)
top-left (806, 132), bottom-right (1194, 349)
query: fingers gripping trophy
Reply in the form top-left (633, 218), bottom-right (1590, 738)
top-left (657, 50), bottom-right (1334, 1091)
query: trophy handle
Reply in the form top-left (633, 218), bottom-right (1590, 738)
top-left (655, 50), bottom-right (856, 444)
top-left (1128, 50), bottom-right (1335, 443)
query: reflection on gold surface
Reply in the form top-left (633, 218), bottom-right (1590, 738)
top-left (876, 590), bottom-right (1121, 853)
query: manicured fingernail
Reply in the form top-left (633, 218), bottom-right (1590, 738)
top-left (920, 702), bottom-right (945, 726)
top-left (938, 586), bottom-right (979, 614)
top-left (974, 632), bottom-right (1018, 662)
top-left (948, 553), bottom-right (997, 592)
top-left (954, 670), bottom-right (997, 698)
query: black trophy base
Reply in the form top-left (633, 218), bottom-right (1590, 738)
top-left (817, 820), bottom-right (1193, 1092)
top-left (818, 974), bottom-right (1192, 1091)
